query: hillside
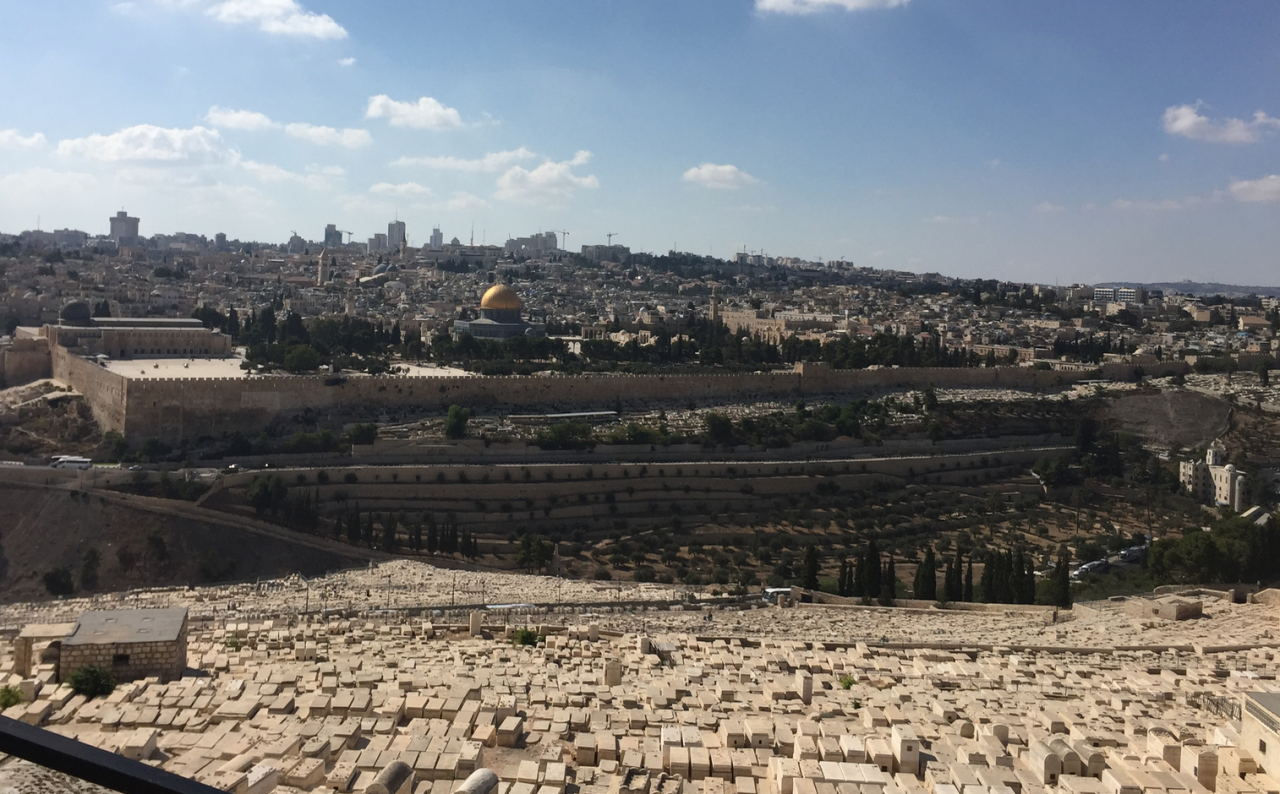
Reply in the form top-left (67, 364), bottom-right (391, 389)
top-left (0, 482), bottom-right (376, 604)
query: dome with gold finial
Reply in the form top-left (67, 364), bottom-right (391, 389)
top-left (480, 284), bottom-right (521, 311)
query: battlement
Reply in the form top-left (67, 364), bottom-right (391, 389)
top-left (48, 341), bottom-right (1177, 445)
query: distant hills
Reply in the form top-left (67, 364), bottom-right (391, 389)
top-left (1095, 281), bottom-right (1280, 298)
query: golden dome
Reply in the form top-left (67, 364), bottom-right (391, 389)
top-left (480, 284), bottom-right (521, 311)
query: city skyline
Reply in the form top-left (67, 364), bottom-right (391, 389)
top-left (2, 1), bottom-right (1279, 284)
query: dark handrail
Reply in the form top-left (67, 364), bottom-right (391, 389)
top-left (0, 715), bottom-right (222, 794)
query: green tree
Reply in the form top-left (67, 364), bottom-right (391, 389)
top-left (705, 413), bottom-right (735, 445)
top-left (517, 534), bottom-right (554, 572)
top-left (67, 665), bottom-right (115, 699)
top-left (283, 344), bottom-right (322, 372)
top-left (347, 508), bottom-right (361, 545)
top-left (1052, 545), bottom-right (1072, 608)
top-left (863, 541), bottom-right (881, 603)
top-left (43, 567), bottom-right (74, 596)
top-left (877, 557), bottom-right (896, 606)
top-left (802, 545), bottom-right (820, 590)
top-left (382, 513), bottom-right (399, 551)
top-left (444, 405), bottom-right (470, 439)
top-left (80, 548), bottom-right (101, 591)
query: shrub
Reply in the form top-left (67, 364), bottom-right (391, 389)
top-left (593, 566), bottom-right (613, 581)
top-left (512, 628), bottom-right (541, 646)
top-left (0, 685), bottom-right (22, 709)
top-left (839, 674), bottom-right (856, 690)
top-left (68, 665), bottom-right (116, 699)
top-left (43, 568), bottom-right (74, 596)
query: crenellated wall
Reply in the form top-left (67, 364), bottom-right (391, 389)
top-left (0, 338), bottom-right (52, 388)
top-left (47, 342), bottom-right (1183, 445)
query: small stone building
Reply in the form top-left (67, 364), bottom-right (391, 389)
top-left (1123, 595), bottom-right (1203, 621)
top-left (58, 607), bottom-right (188, 683)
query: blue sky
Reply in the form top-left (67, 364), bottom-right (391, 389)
top-left (1, 0), bottom-right (1278, 284)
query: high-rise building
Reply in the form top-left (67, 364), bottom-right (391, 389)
top-left (368, 233), bottom-right (388, 252)
top-left (388, 220), bottom-right (406, 251)
top-left (324, 224), bottom-right (343, 248)
top-left (429, 226), bottom-right (443, 248)
top-left (214, 232), bottom-right (227, 250)
top-left (109, 211), bottom-right (140, 244)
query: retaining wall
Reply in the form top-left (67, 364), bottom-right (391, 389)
top-left (49, 342), bottom-right (1173, 445)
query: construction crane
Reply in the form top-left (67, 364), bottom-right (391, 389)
top-left (342, 231), bottom-right (353, 244)
top-left (556, 229), bottom-right (570, 251)
top-left (606, 232), bottom-right (619, 245)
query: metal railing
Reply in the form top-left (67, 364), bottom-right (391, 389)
top-left (0, 715), bottom-right (221, 794)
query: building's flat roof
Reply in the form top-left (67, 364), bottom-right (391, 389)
top-left (103, 357), bottom-right (249, 380)
top-left (63, 607), bottom-right (187, 646)
top-left (1249, 691), bottom-right (1280, 720)
top-left (92, 318), bottom-right (205, 329)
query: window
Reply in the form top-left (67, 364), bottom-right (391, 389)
top-left (1261, 740), bottom-right (1268, 754)
top-left (112, 653), bottom-right (129, 666)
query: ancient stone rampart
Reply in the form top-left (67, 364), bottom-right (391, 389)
top-left (48, 342), bottom-right (1173, 445)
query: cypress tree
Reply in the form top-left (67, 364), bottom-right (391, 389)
top-left (838, 558), bottom-right (851, 597)
top-left (1054, 545), bottom-right (1072, 608)
top-left (878, 557), bottom-right (896, 606)
top-left (426, 515), bottom-right (438, 554)
top-left (865, 541), bottom-right (881, 601)
top-left (347, 509), bottom-right (361, 545)
top-left (922, 547), bottom-right (937, 601)
top-left (979, 553), bottom-right (994, 602)
top-left (853, 550), bottom-right (867, 598)
top-left (333, 512), bottom-right (344, 540)
top-left (963, 556), bottom-right (974, 602)
top-left (383, 513), bottom-right (398, 551)
top-left (802, 545), bottom-right (820, 590)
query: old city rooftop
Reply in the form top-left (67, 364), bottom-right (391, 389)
top-left (62, 607), bottom-right (188, 646)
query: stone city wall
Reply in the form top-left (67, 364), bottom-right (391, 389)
top-left (54, 347), bottom-right (129, 433)
top-left (50, 340), bottom-right (1170, 445)
top-left (0, 338), bottom-right (52, 389)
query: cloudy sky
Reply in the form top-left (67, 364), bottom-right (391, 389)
top-left (1, 0), bottom-right (1278, 284)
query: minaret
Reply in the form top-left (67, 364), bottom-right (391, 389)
top-left (710, 285), bottom-right (720, 324)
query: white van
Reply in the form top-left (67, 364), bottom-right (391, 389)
top-left (51, 456), bottom-right (92, 470)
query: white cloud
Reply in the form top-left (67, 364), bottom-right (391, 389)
top-left (238, 159), bottom-right (330, 190)
top-left (756, 0), bottom-right (908, 13)
top-left (369, 182), bottom-right (433, 197)
top-left (925, 215), bottom-right (958, 224)
top-left (443, 191), bottom-right (488, 211)
top-left (338, 57), bottom-right (355, 67)
top-left (393, 147), bottom-right (535, 172)
top-left (1110, 196), bottom-right (1204, 211)
top-left (0, 130), bottom-right (48, 148)
top-left (306, 164), bottom-right (345, 176)
top-left (284, 123), bottom-right (372, 148)
top-left (985, 158), bottom-right (1002, 168)
top-left (205, 106), bottom-right (279, 131)
top-left (682, 163), bottom-right (759, 190)
top-left (365, 95), bottom-right (463, 130)
top-left (1034, 202), bottom-right (1064, 213)
top-left (205, 0), bottom-right (347, 39)
top-left (1162, 103), bottom-right (1280, 144)
top-left (495, 151), bottom-right (598, 204)
top-left (1229, 175), bottom-right (1280, 204)
top-left (57, 125), bottom-right (227, 162)
top-left (1158, 153), bottom-right (1170, 162)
